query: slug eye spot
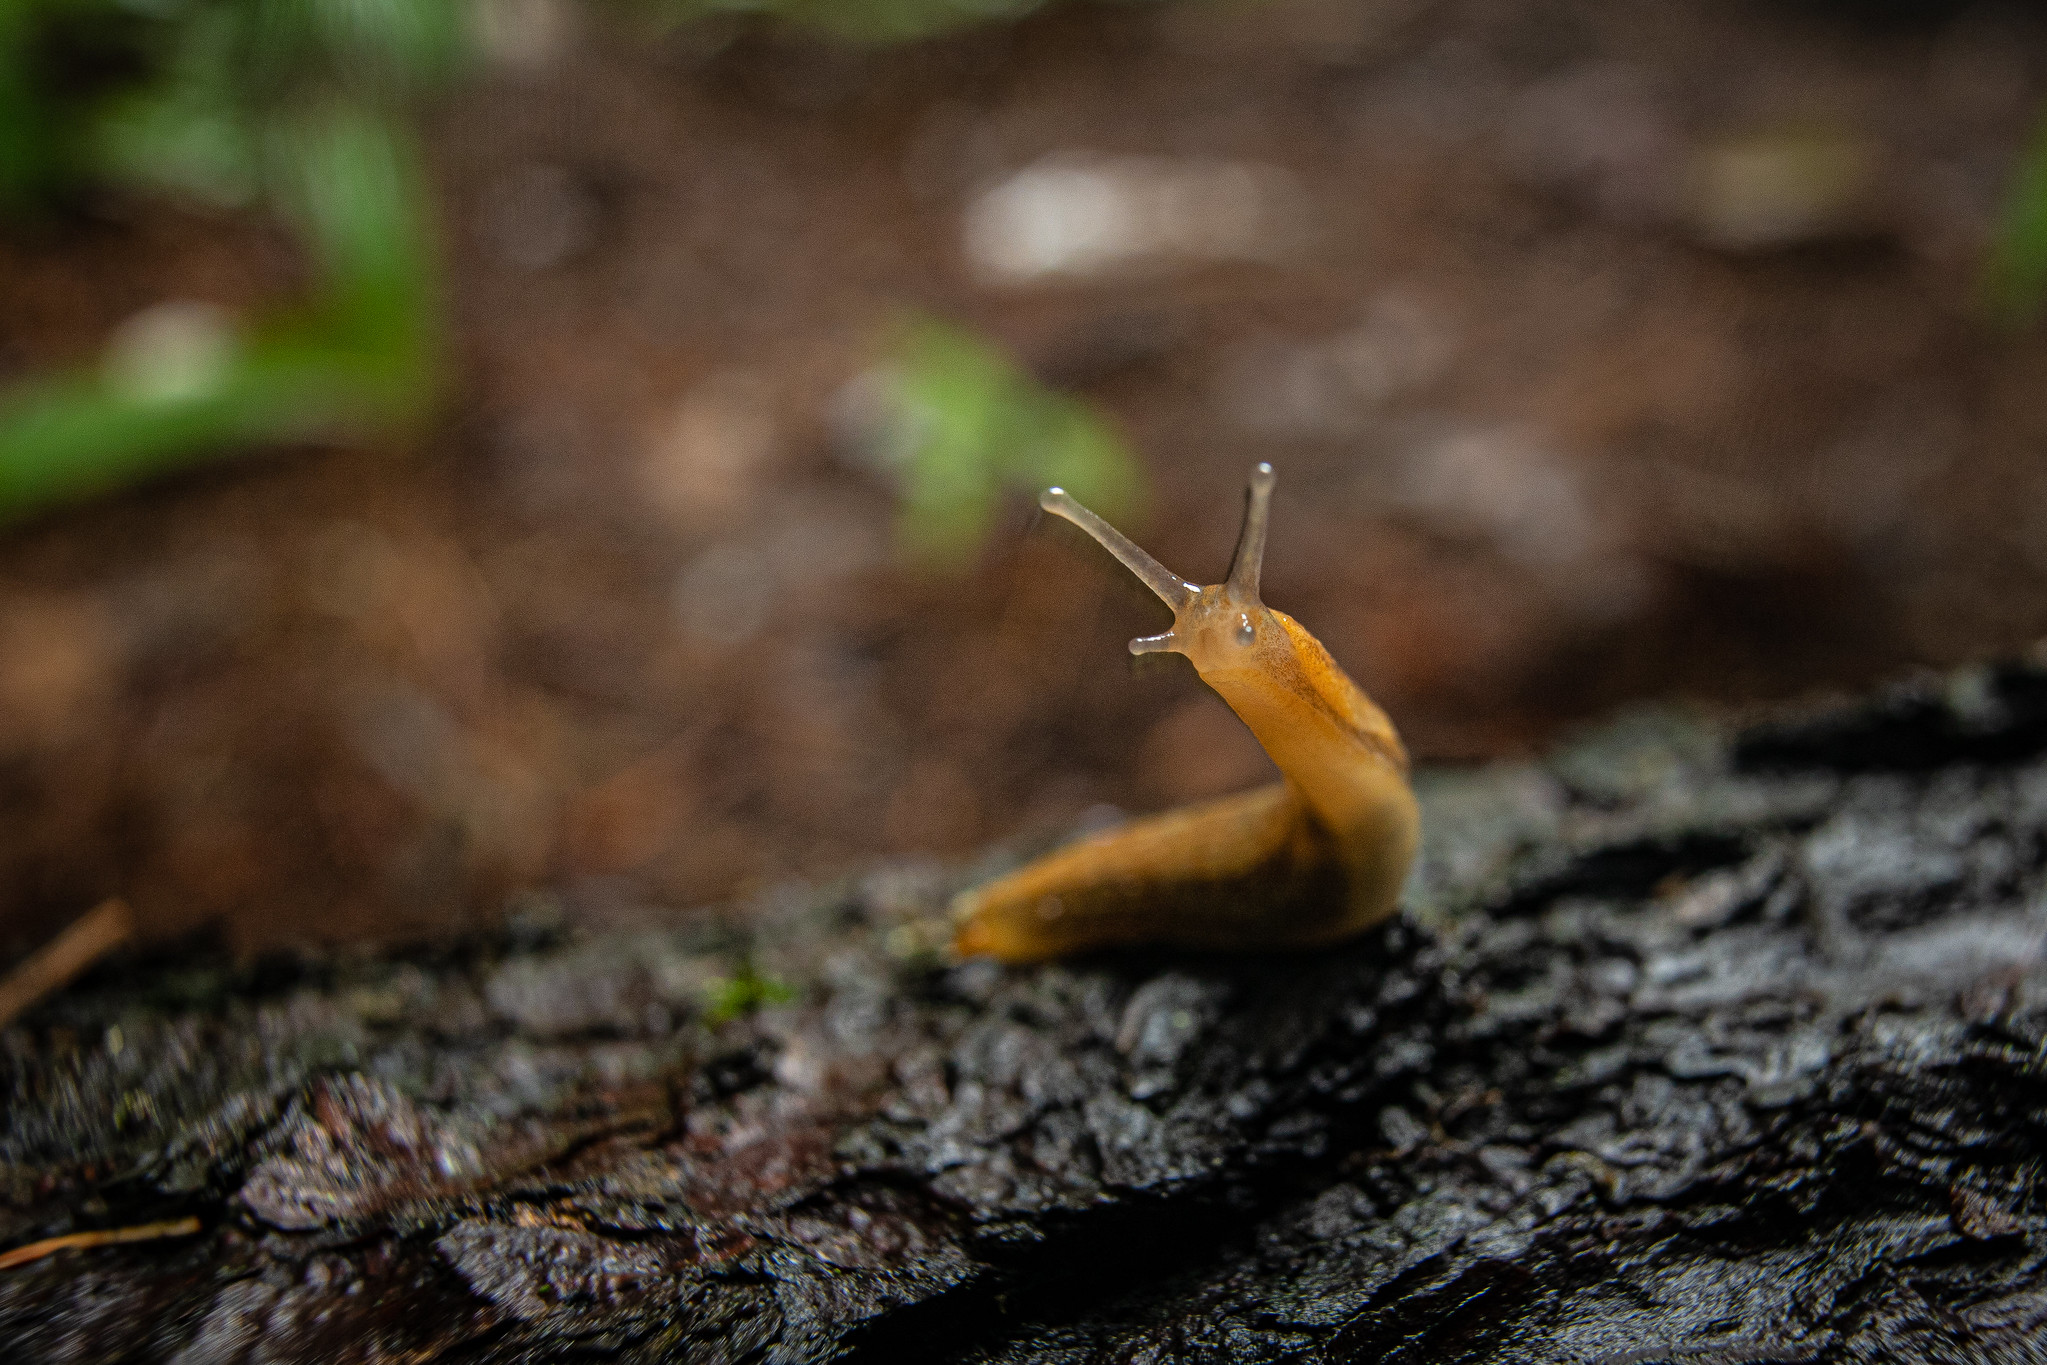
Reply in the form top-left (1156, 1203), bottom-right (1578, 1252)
top-left (1235, 614), bottom-right (1256, 646)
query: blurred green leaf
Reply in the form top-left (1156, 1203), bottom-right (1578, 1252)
top-left (93, 84), bottom-right (263, 208)
top-left (241, 0), bottom-right (469, 96)
top-left (0, 333), bottom-right (390, 516)
top-left (644, 0), bottom-right (1051, 44)
top-left (275, 108), bottom-right (440, 376)
top-left (0, 0), bottom-right (456, 522)
top-left (702, 963), bottom-right (796, 1024)
top-left (883, 316), bottom-right (1145, 565)
top-left (0, 0), bottom-right (137, 211)
top-left (86, 0), bottom-right (468, 204)
top-left (1989, 107), bottom-right (2047, 329)
top-left (0, 0), bottom-right (1116, 525)
top-left (0, 5), bottom-right (53, 211)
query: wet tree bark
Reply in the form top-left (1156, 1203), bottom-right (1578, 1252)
top-left (5, 664), bottom-right (2047, 1364)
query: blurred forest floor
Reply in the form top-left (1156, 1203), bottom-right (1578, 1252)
top-left (2, 0), bottom-right (2046, 964)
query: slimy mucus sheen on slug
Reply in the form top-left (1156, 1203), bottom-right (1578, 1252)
top-left (951, 462), bottom-right (1420, 963)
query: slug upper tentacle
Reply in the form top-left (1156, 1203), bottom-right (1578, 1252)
top-left (952, 462), bottom-right (1420, 963)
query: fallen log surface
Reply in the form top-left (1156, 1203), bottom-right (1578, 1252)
top-left (5, 664), bottom-right (2047, 1363)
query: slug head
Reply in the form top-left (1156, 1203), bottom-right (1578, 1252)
top-left (1041, 462), bottom-right (1288, 684)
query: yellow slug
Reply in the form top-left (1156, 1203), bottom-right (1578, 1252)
top-left (952, 462), bottom-right (1420, 962)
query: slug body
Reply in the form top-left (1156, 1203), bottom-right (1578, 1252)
top-left (952, 463), bottom-right (1420, 962)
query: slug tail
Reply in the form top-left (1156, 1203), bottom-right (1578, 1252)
top-left (950, 782), bottom-right (1357, 963)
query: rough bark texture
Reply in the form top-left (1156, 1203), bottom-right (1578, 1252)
top-left (5, 665), bottom-right (2047, 1364)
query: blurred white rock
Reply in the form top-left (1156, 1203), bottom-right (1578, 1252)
top-left (673, 497), bottom-right (883, 647)
top-left (962, 153), bottom-right (1313, 284)
top-left (641, 369), bottom-right (779, 532)
top-left (1398, 426), bottom-right (1596, 567)
top-left (1218, 288), bottom-right (1455, 437)
top-left (1393, 425), bottom-right (1647, 624)
top-left (828, 364), bottom-right (922, 483)
top-left (1500, 63), bottom-right (1684, 225)
top-left (103, 300), bottom-right (237, 403)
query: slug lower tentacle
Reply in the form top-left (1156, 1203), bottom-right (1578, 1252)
top-left (951, 462), bottom-right (1420, 963)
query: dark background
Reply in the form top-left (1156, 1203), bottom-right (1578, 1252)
top-left (2, 0), bottom-right (2045, 964)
